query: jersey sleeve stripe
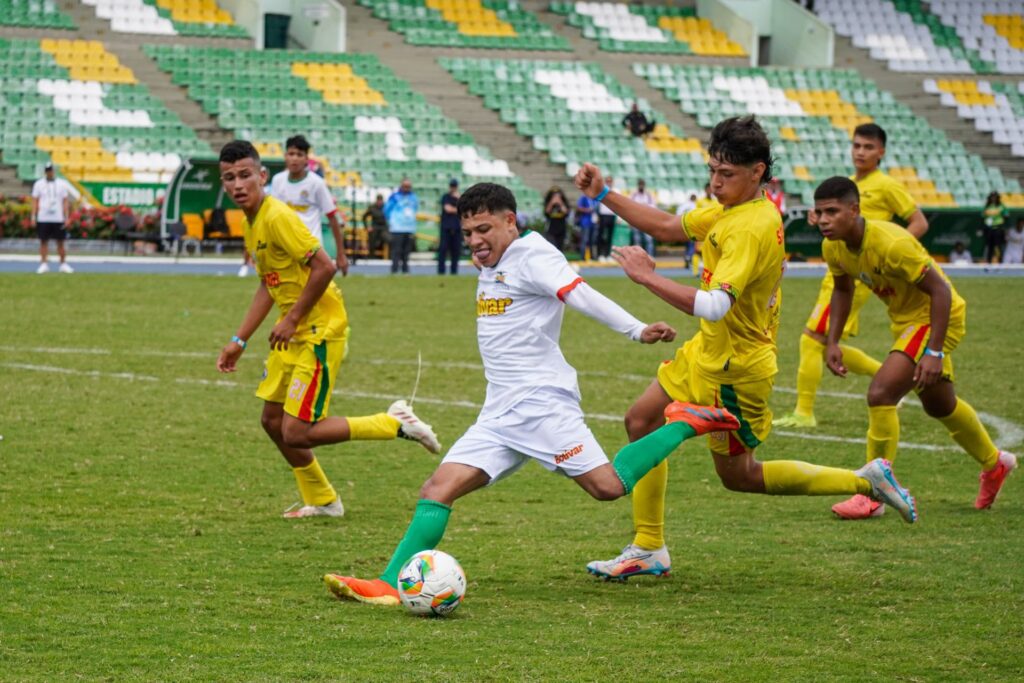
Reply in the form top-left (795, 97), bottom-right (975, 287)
top-left (556, 277), bottom-right (584, 302)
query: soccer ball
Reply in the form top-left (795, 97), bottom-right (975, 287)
top-left (397, 549), bottom-right (466, 617)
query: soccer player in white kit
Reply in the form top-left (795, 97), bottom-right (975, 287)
top-left (323, 182), bottom-right (741, 605)
top-left (239, 135), bottom-right (348, 277)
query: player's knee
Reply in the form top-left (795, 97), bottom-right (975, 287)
top-left (419, 477), bottom-right (456, 504)
top-left (717, 469), bottom-right (760, 493)
top-left (866, 383), bottom-right (897, 407)
top-left (589, 481), bottom-right (624, 501)
top-left (261, 412), bottom-right (282, 438)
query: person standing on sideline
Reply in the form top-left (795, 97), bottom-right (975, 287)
top-left (438, 179), bottom-right (462, 274)
top-left (215, 141), bottom-right (441, 519)
top-left (596, 175), bottom-right (618, 262)
top-left (384, 178), bottom-right (418, 274)
top-left (543, 185), bottom-right (570, 252)
top-left (675, 192), bottom-right (698, 270)
top-left (629, 179), bottom-right (657, 256)
top-left (362, 194), bottom-right (389, 258)
top-left (981, 191), bottom-right (1009, 264)
top-left (1004, 218), bottom-right (1024, 264)
top-left (31, 162), bottom-right (76, 274)
top-left (575, 192), bottom-right (597, 260)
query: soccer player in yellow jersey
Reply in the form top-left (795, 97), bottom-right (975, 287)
top-left (214, 141), bottom-right (442, 519)
top-left (815, 176), bottom-right (1016, 519)
top-left (576, 117), bottom-right (919, 580)
top-left (774, 123), bottom-right (929, 429)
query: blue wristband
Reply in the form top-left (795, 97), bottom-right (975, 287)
top-left (595, 185), bottom-right (610, 202)
top-left (923, 347), bottom-right (944, 359)
top-left (231, 335), bottom-right (247, 349)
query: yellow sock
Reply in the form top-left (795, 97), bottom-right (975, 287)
top-left (293, 457), bottom-right (337, 506)
top-left (631, 460), bottom-right (667, 549)
top-left (762, 460), bottom-right (872, 495)
top-left (795, 334), bottom-right (825, 416)
top-left (867, 405), bottom-right (899, 463)
top-left (938, 399), bottom-right (1000, 470)
top-left (839, 344), bottom-right (882, 376)
top-left (347, 413), bottom-right (400, 441)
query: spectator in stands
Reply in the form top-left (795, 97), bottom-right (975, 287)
top-left (629, 179), bottom-right (656, 256)
top-left (575, 192), bottom-right (597, 260)
top-left (438, 179), bottom-right (462, 274)
top-left (622, 102), bottom-right (656, 138)
top-left (1004, 218), bottom-right (1024, 265)
top-left (31, 162), bottom-right (76, 274)
top-left (949, 241), bottom-right (973, 265)
top-left (981, 191), bottom-right (1009, 264)
top-left (596, 175), bottom-right (618, 262)
top-left (766, 177), bottom-right (786, 215)
top-left (384, 178), bottom-right (418, 274)
top-left (543, 185), bottom-right (570, 252)
top-left (362, 194), bottom-right (389, 258)
top-left (675, 192), bottom-right (698, 270)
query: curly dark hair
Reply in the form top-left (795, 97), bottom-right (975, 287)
top-left (707, 116), bottom-right (774, 183)
top-left (457, 182), bottom-right (517, 218)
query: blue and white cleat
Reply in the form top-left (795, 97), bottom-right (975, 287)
top-left (586, 544), bottom-right (671, 581)
top-left (856, 458), bottom-right (917, 524)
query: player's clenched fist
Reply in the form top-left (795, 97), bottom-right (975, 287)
top-left (639, 322), bottom-right (676, 344)
top-left (574, 163), bottom-right (605, 198)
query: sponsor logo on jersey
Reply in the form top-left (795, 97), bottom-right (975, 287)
top-left (256, 240), bottom-right (267, 250)
top-left (477, 295), bottom-right (513, 316)
top-left (263, 272), bottom-right (281, 287)
top-left (708, 232), bottom-right (718, 248)
top-left (555, 443), bottom-right (584, 464)
top-left (701, 267), bottom-right (714, 287)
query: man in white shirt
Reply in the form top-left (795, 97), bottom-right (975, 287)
top-left (239, 135), bottom-right (348, 277)
top-left (31, 162), bottom-right (76, 274)
top-left (323, 182), bottom-right (740, 606)
top-left (629, 179), bottom-right (657, 256)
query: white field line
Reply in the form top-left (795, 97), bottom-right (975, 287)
top-left (4, 353), bottom-right (1021, 452)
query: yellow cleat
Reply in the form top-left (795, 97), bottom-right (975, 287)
top-left (772, 412), bottom-right (817, 428)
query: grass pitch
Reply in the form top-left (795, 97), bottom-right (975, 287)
top-left (1, 272), bottom-right (1022, 681)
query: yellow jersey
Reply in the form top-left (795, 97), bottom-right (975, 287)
top-left (851, 169), bottom-right (917, 222)
top-left (244, 195), bottom-right (348, 343)
top-left (682, 194), bottom-right (786, 382)
top-left (823, 219), bottom-right (965, 331)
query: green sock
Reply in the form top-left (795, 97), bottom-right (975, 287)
top-left (379, 499), bottom-right (452, 587)
top-left (612, 421), bottom-right (697, 494)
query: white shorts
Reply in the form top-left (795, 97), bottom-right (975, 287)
top-left (442, 389), bottom-right (609, 483)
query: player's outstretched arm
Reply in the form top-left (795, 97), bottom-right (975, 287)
top-left (574, 163), bottom-right (684, 243)
top-left (913, 268), bottom-right (951, 388)
top-left (825, 273), bottom-right (855, 377)
top-left (217, 283), bottom-right (274, 372)
top-left (905, 209), bottom-right (928, 239)
top-left (611, 245), bottom-right (735, 322)
top-left (562, 281), bottom-right (674, 343)
top-left (268, 249), bottom-right (337, 350)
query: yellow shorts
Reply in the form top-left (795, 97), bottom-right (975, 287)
top-left (256, 330), bottom-right (349, 422)
top-left (890, 320), bottom-right (962, 382)
top-left (656, 339), bottom-right (773, 456)
top-left (804, 273), bottom-right (872, 339)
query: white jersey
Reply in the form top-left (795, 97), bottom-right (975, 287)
top-left (476, 231), bottom-right (585, 419)
top-left (269, 170), bottom-right (337, 244)
top-left (1004, 228), bottom-right (1024, 264)
top-left (32, 177), bottom-right (75, 223)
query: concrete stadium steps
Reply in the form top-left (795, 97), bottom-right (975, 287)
top-left (834, 36), bottom-right (1022, 181)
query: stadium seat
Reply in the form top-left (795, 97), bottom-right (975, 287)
top-left (84, 0), bottom-right (249, 38)
top-left (927, 78), bottom-right (1024, 162)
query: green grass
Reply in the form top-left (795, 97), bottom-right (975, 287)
top-left (1, 273), bottom-right (1022, 681)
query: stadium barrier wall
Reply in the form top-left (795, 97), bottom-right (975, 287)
top-left (697, 0), bottom-right (758, 66)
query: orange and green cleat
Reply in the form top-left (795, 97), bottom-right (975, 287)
top-left (323, 574), bottom-right (400, 606)
top-left (664, 401), bottom-right (740, 435)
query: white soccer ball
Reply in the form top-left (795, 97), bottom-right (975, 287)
top-left (397, 549), bottom-right (467, 617)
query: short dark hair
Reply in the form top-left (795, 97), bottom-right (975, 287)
top-left (285, 135), bottom-right (311, 153)
top-left (814, 176), bottom-right (860, 204)
top-left (220, 140), bottom-right (260, 165)
top-left (457, 183), bottom-right (517, 218)
top-left (707, 116), bottom-right (773, 183)
top-left (853, 123), bottom-right (887, 147)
